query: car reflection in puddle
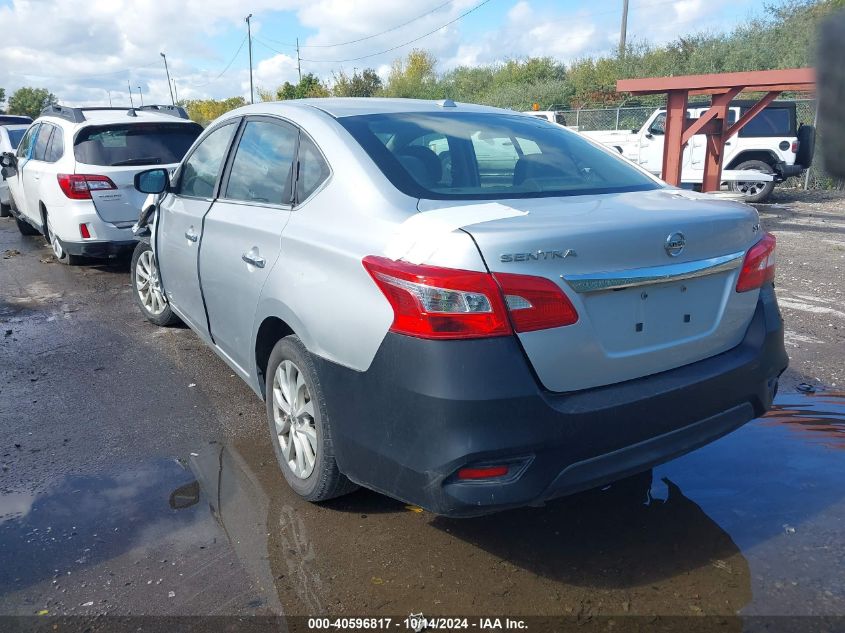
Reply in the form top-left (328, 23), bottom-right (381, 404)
top-left (177, 393), bottom-right (845, 618)
top-left (1, 393), bottom-right (843, 618)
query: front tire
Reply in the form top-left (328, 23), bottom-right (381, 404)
top-left (265, 335), bottom-right (357, 502)
top-left (728, 160), bottom-right (776, 203)
top-left (131, 241), bottom-right (179, 326)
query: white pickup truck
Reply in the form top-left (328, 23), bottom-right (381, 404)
top-left (581, 100), bottom-right (814, 202)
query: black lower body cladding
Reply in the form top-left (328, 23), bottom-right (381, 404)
top-left (315, 283), bottom-right (788, 517)
top-left (60, 238), bottom-right (136, 258)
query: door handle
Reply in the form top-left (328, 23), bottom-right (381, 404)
top-left (242, 250), bottom-right (266, 268)
top-left (185, 229), bottom-right (198, 242)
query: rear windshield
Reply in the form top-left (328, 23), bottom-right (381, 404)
top-left (738, 107), bottom-right (795, 137)
top-left (7, 128), bottom-right (26, 149)
top-left (338, 112), bottom-right (659, 200)
top-left (74, 122), bottom-right (203, 166)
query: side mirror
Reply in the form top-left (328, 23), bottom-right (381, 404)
top-left (1, 153), bottom-right (17, 178)
top-left (134, 168), bottom-right (169, 194)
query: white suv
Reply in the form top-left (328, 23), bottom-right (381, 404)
top-left (0, 105), bottom-right (202, 264)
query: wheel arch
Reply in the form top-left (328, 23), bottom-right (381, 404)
top-left (254, 316), bottom-right (296, 400)
top-left (726, 151), bottom-right (779, 170)
top-left (39, 201), bottom-right (49, 237)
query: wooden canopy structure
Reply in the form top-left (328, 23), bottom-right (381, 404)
top-left (617, 68), bottom-right (816, 191)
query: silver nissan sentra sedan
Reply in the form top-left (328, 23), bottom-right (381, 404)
top-left (130, 98), bottom-right (787, 517)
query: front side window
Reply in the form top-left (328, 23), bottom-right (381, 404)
top-left (16, 124), bottom-right (39, 158)
top-left (177, 122), bottom-right (237, 199)
top-left (339, 112), bottom-right (659, 200)
top-left (224, 120), bottom-right (297, 205)
top-left (74, 122), bottom-right (203, 167)
top-left (32, 125), bottom-right (54, 161)
top-left (295, 134), bottom-right (330, 203)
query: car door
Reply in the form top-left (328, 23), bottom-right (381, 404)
top-left (21, 124), bottom-right (54, 222)
top-left (638, 112), bottom-right (666, 174)
top-left (156, 120), bottom-right (239, 335)
top-left (8, 123), bottom-right (39, 217)
top-left (199, 116), bottom-right (299, 372)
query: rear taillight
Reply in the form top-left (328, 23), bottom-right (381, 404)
top-left (79, 223), bottom-right (91, 239)
top-left (362, 256), bottom-right (578, 340)
top-left (791, 141), bottom-right (799, 153)
top-left (493, 272), bottom-right (579, 331)
top-left (736, 232), bottom-right (776, 292)
top-left (57, 174), bottom-right (117, 200)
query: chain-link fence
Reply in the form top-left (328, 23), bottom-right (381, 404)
top-left (554, 99), bottom-right (841, 190)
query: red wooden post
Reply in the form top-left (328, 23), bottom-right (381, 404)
top-left (661, 90), bottom-right (688, 186)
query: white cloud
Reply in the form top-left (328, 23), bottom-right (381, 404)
top-left (0, 0), bottom-right (752, 108)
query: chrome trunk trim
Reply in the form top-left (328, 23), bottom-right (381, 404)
top-left (562, 251), bottom-right (745, 293)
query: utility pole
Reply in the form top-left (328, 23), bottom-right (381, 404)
top-left (172, 79), bottom-right (179, 104)
top-left (138, 86), bottom-right (144, 106)
top-left (107, 90), bottom-right (113, 107)
top-left (160, 52), bottom-right (175, 105)
top-left (245, 14), bottom-right (254, 104)
top-left (619, 0), bottom-right (629, 57)
top-left (297, 37), bottom-right (302, 82)
top-left (128, 80), bottom-right (135, 108)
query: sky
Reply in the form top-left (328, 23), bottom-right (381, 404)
top-left (0, 0), bottom-right (765, 108)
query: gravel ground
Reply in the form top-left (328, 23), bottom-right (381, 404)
top-left (754, 188), bottom-right (845, 392)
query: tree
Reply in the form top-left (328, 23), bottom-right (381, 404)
top-left (182, 97), bottom-right (247, 126)
top-left (7, 87), bottom-right (57, 119)
top-left (0, 88), bottom-right (6, 112)
top-left (263, 73), bottom-right (330, 101)
top-left (384, 49), bottom-right (441, 98)
top-left (332, 69), bottom-right (383, 97)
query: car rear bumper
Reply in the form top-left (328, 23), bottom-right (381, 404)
top-left (59, 238), bottom-right (136, 258)
top-left (316, 283), bottom-right (787, 517)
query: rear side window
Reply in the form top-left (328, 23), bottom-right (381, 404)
top-left (32, 125), bottom-right (54, 161)
top-left (177, 122), bottom-right (237, 199)
top-left (295, 134), bottom-right (330, 202)
top-left (45, 127), bottom-right (64, 162)
top-left (224, 120), bottom-right (298, 205)
top-left (738, 108), bottom-right (795, 137)
top-left (74, 122), bottom-right (203, 166)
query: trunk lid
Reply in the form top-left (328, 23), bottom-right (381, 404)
top-left (76, 163), bottom-right (179, 224)
top-left (419, 189), bottom-right (762, 392)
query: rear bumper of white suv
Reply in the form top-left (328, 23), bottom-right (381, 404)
top-left (314, 283), bottom-right (788, 517)
top-left (50, 200), bottom-right (137, 258)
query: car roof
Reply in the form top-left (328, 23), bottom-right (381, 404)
top-left (36, 108), bottom-right (199, 128)
top-left (229, 98), bottom-right (517, 119)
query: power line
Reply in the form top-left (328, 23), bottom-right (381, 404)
top-left (187, 35), bottom-right (248, 88)
top-left (258, 0), bottom-right (493, 64)
top-left (261, 0), bottom-right (456, 49)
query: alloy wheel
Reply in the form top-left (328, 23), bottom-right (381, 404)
top-left (135, 249), bottom-right (167, 315)
top-left (272, 360), bottom-right (317, 479)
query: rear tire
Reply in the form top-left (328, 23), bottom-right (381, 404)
top-left (265, 335), bottom-right (357, 502)
top-left (15, 215), bottom-right (40, 236)
top-left (45, 212), bottom-right (83, 266)
top-left (0, 203), bottom-right (10, 218)
top-left (728, 159), bottom-right (776, 203)
top-left (131, 241), bottom-right (179, 326)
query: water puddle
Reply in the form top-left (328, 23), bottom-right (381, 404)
top-left (0, 393), bottom-right (843, 617)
